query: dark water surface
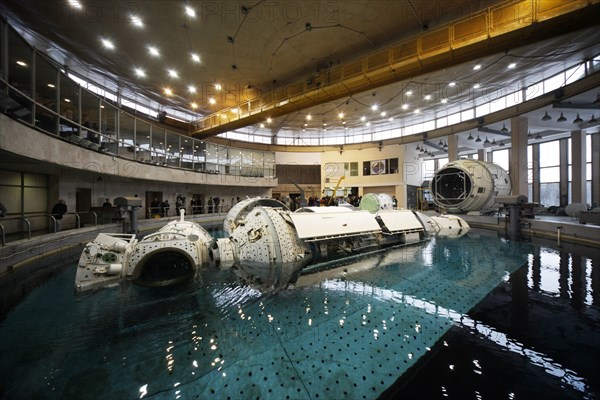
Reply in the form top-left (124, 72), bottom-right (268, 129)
top-left (0, 232), bottom-right (598, 399)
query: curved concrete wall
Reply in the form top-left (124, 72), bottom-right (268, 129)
top-left (0, 114), bottom-right (277, 188)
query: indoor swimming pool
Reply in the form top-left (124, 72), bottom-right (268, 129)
top-left (0, 231), bottom-right (598, 399)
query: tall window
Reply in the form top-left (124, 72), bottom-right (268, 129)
top-left (422, 159), bottom-right (436, 184)
top-left (539, 141), bottom-right (560, 207)
top-left (492, 149), bottom-right (509, 172)
top-left (344, 162), bottom-right (358, 177)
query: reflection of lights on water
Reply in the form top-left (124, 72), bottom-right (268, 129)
top-left (166, 340), bottom-right (175, 373)
top-left (139, 384), bottom-right (148, 398)
top-left (321, 279), bottom-right (589, 393)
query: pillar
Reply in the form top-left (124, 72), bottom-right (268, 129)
top-left (447, 134), bottom-right (458, 162)
top-left (592, 133), bottom-right (599, 206)
top-left (510, 116), bottom-right (528, 198)
top-left (477, 149), bottom-right (485, 161)
top-left (571, 130), bottom-right (586, 204)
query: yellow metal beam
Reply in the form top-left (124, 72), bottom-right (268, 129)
top-left (192, 0), bottom-right (600, 139)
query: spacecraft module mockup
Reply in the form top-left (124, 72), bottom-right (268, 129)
top-left (430, 159), bottom-right (511, 213)
top-left (75, 196), bottom-right (469, 293)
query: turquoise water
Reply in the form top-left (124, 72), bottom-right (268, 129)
top-left (0, 233), bottom-right (590, 399)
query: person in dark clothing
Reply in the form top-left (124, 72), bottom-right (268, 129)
top-left (102, 198), bottom-right (112, 207)
top-left (213, 196), bottom-right (220, 213)
top-left (160, 200), bottom-right (170, 217)
top-left (51, 199), bottom-right (67, 232)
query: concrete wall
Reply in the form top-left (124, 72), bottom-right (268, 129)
top-left (0, 114), bottom-right (275, 230)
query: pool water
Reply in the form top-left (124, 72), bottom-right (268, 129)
top-left (0, 232), bottom-right (598, 399)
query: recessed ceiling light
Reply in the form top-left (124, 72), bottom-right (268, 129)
top-left (388, 117), bottom-right (394, 121)
top-left (441, 98), bottom-right (448, 103)
top-left (448, 82), bottom-right (456, 87)
top-left (424, 95), bottom-right (431, 100)
top-left (260, 123), bottom-right (265, 128)
top-left (323, 122), bottom-right (327, 126)
top-left (101, 38), bottom-right (115, 50)
top-left (131, 17), bottom-right (143, 27)
top-left (188, 85), bottom-right (196, 93)
top-left (16, 60), bottom-right (27, 67)
top-left (508, 63), bottom-right (516, 69)
top-left (148, 46), bottom-right (160, 57)
top-left (414, 109), bottom-right (420, 113)
top-left (191, 53), bottom-right (200, 63)
top-left (406, 90), bottom-right (413, 96)
top-left (473, 64), bottom-right (481, 70)
top-left (67, 1), bottom-right (82, 9)
top-left (191, 102), bottom-right (198, 109)
top-left (168, 69), bottom-right (178, 78)
top-left (164, 88), bottom-right (173, 96)
top-left (266, 117), bottom-right (272, 123)
top-left (306, 114), bottom-right (312, 120)
top-left (371, 104), bottom-right (378, 111)
top-left (366, 122), bottom-right (371, 127)
top-left (208, 97), bottom-right (216, 104)
top-left (185, 5), bottom-right (196, 17)
top-left (401, 104), bottom-right (409, 110)
top-left (473, 83), bottom-right (481, 89)
top-left (64, 98), bottom-right (71, 102)
top-left (134, 68), bottom-right (145, 77)
top-left (360, 116), bottom-right (366, 122)
top-left (338, 112), bottom-right (344, 119)
top-left (215, 83), bottom-right (222, 91)
top-left (47, 83), bottom-right (55, 88)
top-left (380, 111), bottom-right (386, 117)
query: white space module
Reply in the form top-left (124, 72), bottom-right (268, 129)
top-left (430, 159), bottom-right (511, 213)
top-left (75, 194), bottom-right (469, 293)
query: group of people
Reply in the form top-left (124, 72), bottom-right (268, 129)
top-left (150, 197), bottom-right (171, 218)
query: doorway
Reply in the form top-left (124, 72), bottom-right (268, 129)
top-left (146, 191), bottom-right (162, 218)
top-left (76, 188), bottom-right (91, 212)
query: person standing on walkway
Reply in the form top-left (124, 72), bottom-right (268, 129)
top-left (51, 199), bottom-right (67, 232)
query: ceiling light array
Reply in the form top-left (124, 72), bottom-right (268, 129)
top-left (416, 141), bottom-right (448, 157)
top-left (84, 2), bottom-right (212, 112)
top-left (293, 62), bottom-right (497, 134)
top-left (541, 110), bottom-right (597, 124)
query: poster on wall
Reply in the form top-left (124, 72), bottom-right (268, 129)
top-left (370, 160), bottom-right (386, 175)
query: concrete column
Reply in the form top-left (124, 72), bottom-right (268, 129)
top-left (592, 133), bottom-right (599, 206)
top-left (559, 138), bottom-right (569, 206)
top-left (477, 149), bottom-right (485, 161)
top-left (447, 134), bottom-right (458, 162)
top-left (531, 143), bottom-right (540, 204)
top-left (509, 116), bottom-right (528, 197)
top-left (571, 130), bottom-right (586, 204)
